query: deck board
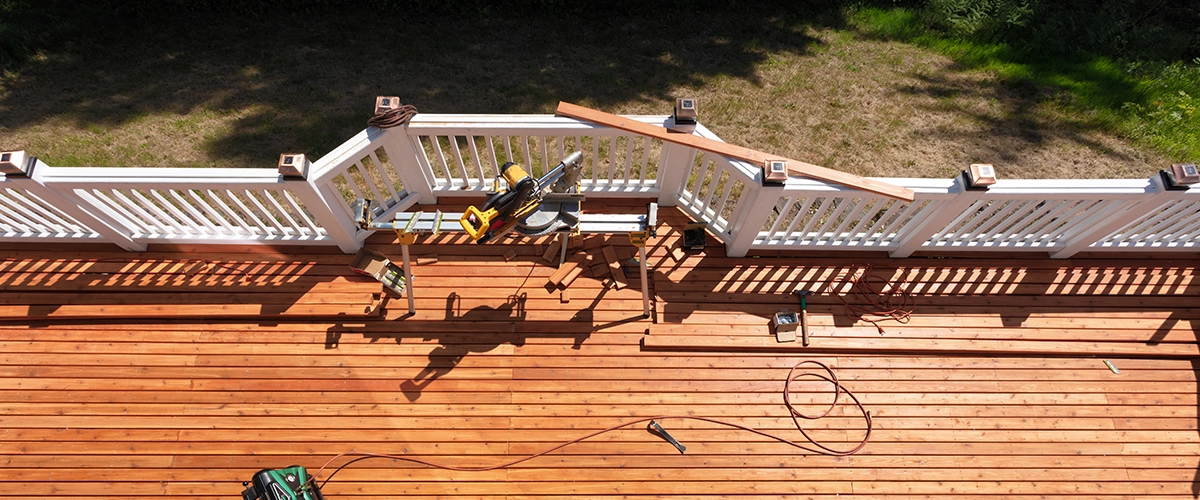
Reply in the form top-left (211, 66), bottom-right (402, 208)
top-left (1, 204), bottom-right (1198, 498)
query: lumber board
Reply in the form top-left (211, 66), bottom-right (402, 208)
top-left (2, 212), bottom-right (1199, 500)
top-left (641, 333), bottom-right (1200, 358)
top-left (555, 101), bottom-right (916, 201)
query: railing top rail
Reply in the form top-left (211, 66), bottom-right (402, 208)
top-left (983, 178), bottom-right (1156, 195)
top-left (404, 114), bottom-right (672, 131)
top-left (307, 127), bottom-right (389, 182)
top-left (781, 177), bottom-right (955, 196)
top-left (30, 167), bottom-right (284, 187)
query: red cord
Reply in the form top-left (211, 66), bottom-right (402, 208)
top-left (315, 360), bottom-right (871, 487)
top-left (829, 263), bottom-right (912, 334)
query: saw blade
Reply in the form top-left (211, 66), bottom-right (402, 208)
top-left (516, 203), bottom-right (564, 236)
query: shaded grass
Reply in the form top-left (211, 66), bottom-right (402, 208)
top-left (0, 4), bottom-right (1188, 178)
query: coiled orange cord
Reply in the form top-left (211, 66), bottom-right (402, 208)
top-left (829, 263), bottom-right (913, 334)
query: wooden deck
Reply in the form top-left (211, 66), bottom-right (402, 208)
top-left (2, 203), bottom-right (1198, 499)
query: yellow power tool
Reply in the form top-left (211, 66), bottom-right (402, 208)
top-left (460, 151), bottom-right (583, 243)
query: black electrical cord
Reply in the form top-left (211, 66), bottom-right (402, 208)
top-left (314, 360), bottom-right (871, 488)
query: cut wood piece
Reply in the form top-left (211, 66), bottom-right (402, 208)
top-left (560, 266), bottom-right (585, 288)
top-left (547, 255), bottom-right (585, 286)
top-left (589, 263), bottom-right (610, 279)
top-left (556, 101), bottom-right (915, 201)
top-left (416, 255), bottom-right (438, 265)
top-left (608, 262), bottom-right (628, 289)
top-left (560, 289), bottom-right (569, 303)
top-left (601, 246), bottom-right (628, 289)
top-left (601, 246), bottom-right (619, 265)
top-left (542, 239), bottom-right (562, 263)
top-left (503, 250), bottom-right (517, 261)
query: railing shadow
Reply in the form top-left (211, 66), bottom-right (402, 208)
top-left (0, 245), bottom-right (380, 321)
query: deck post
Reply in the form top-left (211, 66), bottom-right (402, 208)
top-left (15, 159), bottom-right (147, 251)
top-left (724, 181), bottom-right (786, 258)
top-left (289, 177), bottom-right (362, 253)
top-left (889, 175), bottom-right (977, 258)
top-left (1048, 174), bottom-right (1177, 259)
top-left (656, 142), bottom-right (697, 206)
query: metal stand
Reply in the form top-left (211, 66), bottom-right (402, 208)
top-left (360, 203), bottom-right (658, 316)
top-left (397, 230), bottom-right (417, 315)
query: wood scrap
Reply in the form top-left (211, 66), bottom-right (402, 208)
top-left (548, 255), bottom-right (585, 286)
top-left (542, 239), bottom-right (562, 263)
top-left (602, 246), bottom-right (628, 290)
top-left (503, 250), bottom-right (517, 261)
top-left (560, 289), bottom-right (569, 303)
top-left (560, 265), bottom-right (586, 288)
top-left (589, 262), bottom-right (610, 279)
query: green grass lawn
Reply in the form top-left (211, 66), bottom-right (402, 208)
top-left (0, 4), bottom-right (1193, 178)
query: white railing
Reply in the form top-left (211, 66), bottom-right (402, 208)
top-left (2, 113), bottom-right (1196, 258)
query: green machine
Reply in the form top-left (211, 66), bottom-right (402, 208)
top-left (241, 466), bottom-right (325, 500)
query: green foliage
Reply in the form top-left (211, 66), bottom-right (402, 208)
top-left (1122, 60), bottom-right (1200, 160)
top-left (851, 4), bottom-right (1199, 161)
top-left (918, 0), bottom-right (1199, 61)
top-left (924, 0), bottom-right (1035, 41)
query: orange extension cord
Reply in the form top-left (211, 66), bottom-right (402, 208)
top-left (315, 360), bottom-right (872, 488)
top-left (829, 263), bottom-right (913, 334)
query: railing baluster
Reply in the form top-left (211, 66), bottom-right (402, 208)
top-left (225, 190), bottom-right (272, 237)
top-left (590, 135), bottom-right (600, 183)
top-left (0, 190), bottom-right (51, 232)
top-left (208, 190), bottom-right (253, 236)
top-left (622, 135), bottom-right (634, 186)
top-left (262, 190), bottom-right (303, 236)
top-left (856, 200), bottom-right (901, 246)
top-left (448, 136), bottom-right (468, 186)
top-left (168, 189), bottom-right (217, 235)
top-left (245, 191), bottom-right (287, 236)
top-left (637, 137), bottom-right (651, 187)
top-left (467, 135), bottom-right (485, 186)
top-left (187, 190), bottom-right (232, 235)
top-left (113, 190), bottom-right (170, 235)
top-left (776, 197), bottom-right (813, 243)
top-left (150, 189), bottom-right (203, 235)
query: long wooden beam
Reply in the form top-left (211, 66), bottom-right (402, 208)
top-left (556, 101), bottom-right (916, 201)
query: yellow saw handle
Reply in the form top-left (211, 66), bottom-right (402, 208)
top-left (460, 205), bottom-right (499, 241)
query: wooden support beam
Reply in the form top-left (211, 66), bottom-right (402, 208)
top-left (556, 101), bottom-right (915, 202)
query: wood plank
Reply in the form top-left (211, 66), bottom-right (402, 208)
top-left (641, 333), bottom-right (1200, 358)
top-left (555, 101), bottom-right (915, 201)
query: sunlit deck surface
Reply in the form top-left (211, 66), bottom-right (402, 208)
top-left (2, 201), bottom-right (1199, 499)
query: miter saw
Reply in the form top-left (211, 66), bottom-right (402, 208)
top-left (460, 151), bottom-right (584, 243)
